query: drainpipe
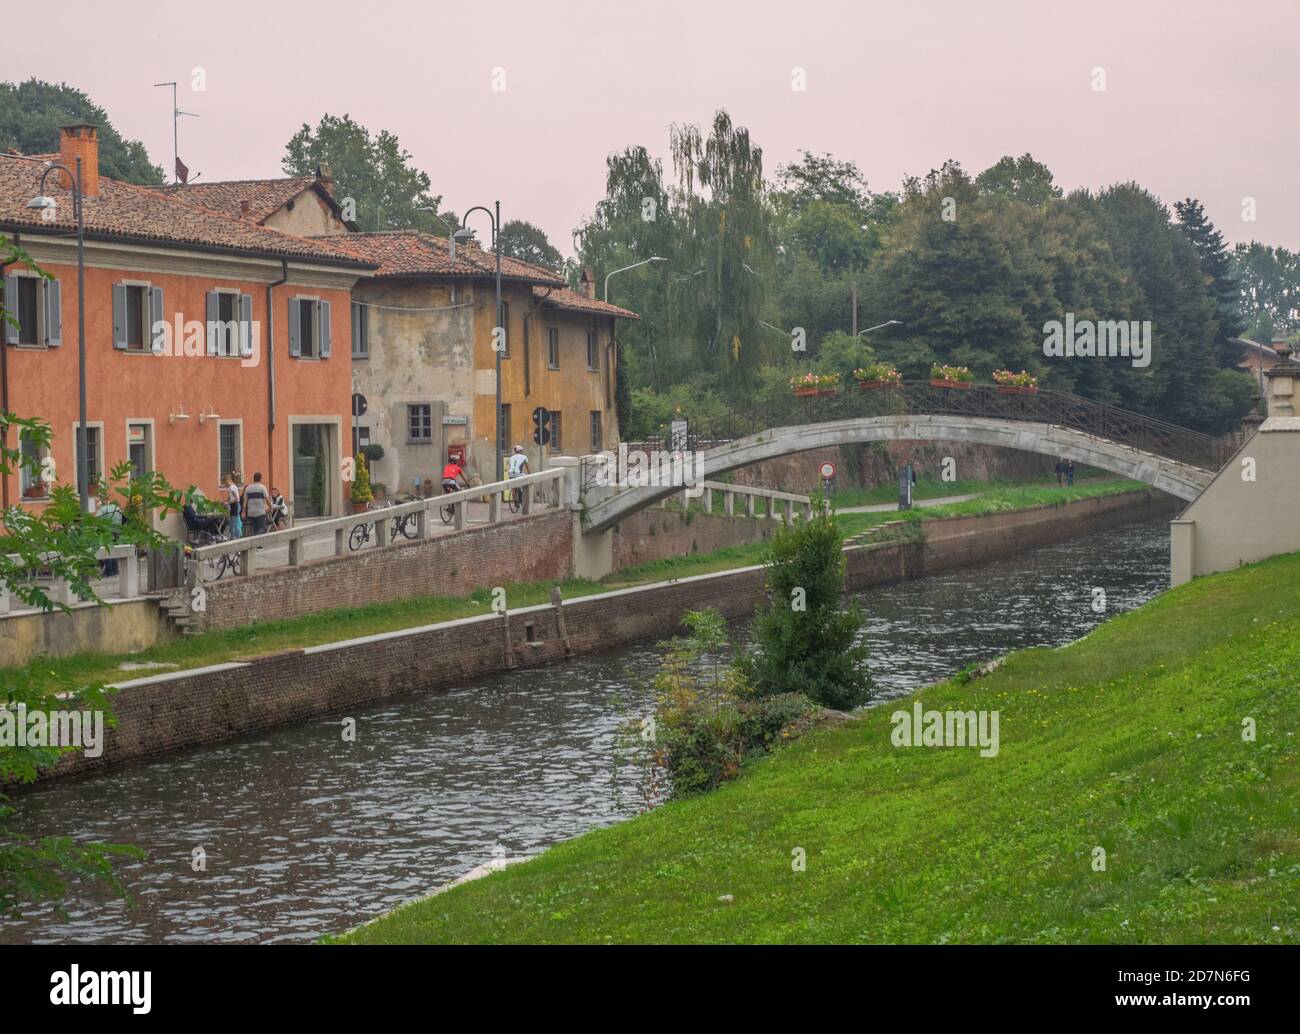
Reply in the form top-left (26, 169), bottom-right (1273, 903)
top-left (266, 259), bottom-right (288, 486)
top-left (0, 232), bottom-right (18, 510)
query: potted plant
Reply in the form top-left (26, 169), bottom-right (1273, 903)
top-left (790, 371), bottom-right (841, 396)
top-left (852, 362), bottom-right (902, 390)
top-left (929, 363), bottom-right (974, 389)
top-left (993, 369), bottom-right (1038, 395)
top-left (350, 452), bottom-right (374, 513)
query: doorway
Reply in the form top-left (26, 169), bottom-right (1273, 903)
top-left (291, 422), bottom-right (338, 519)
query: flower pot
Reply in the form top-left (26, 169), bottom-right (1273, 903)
top-left (793, 387), bottom-right (819, 397)
top-left (857, 380), bottom-right (899, 390)
top-left (818, 388), bottom-right (840, 397)
top-left (930, 378), bottom-right (973, 389)
top-left (996, 385), bottom-right (1037, 395)
top-left (351, 500), bottom-right (371, 514)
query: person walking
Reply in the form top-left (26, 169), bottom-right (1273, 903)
top-left (225, 472), bottom-right (244, 538)
top-left (243, 472), bottom-right (271, 535)
top-left (1065, 459), bottom-right (1075, 487)
top-left (1053, 459), bottom-right (1065, 487)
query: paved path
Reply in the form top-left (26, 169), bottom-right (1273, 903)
top-left (837, 493), bottom-right (976, 514)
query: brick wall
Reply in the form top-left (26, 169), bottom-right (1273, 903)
top-left (30, 489), bottom-right (1176, 783)
top-left (195, 509), bottom-right (574, 632)
top-left (610, 506), bottom-right (778, 570)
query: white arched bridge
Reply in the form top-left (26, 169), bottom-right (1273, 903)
top-left (580, 382), bottom-right (1236, 534)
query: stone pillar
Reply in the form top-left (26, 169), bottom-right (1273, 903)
top-left (1265, 361), bottom-right (1300, 418)
top-left (1170, 518), bottom-right (1194, 587)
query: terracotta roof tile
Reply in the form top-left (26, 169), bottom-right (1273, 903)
top-left (0, 154), bottom-right (371, 267)
top-left (532, 285), bottom-right (637, 319)
top-left (326, 231), bottom-right (566, 285)
top-left (158, 176), bottom-right (326, 223)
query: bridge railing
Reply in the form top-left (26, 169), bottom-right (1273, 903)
top-left (664, 382), bottom-right (1236, 471)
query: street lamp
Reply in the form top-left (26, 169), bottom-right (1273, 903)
top-left (455, 203), bottom-right (503, 481)
top-left (417, 205), bottom-right (459, 261)
top-left (28, 160), bottom-right (89, 512)
top-left (857, 319), bottom-right (901, 338)
top-left (604, 256), bottom-right (666, 302)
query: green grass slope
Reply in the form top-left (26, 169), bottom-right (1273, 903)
top-left (335, 551), bottom-right (1300, 944)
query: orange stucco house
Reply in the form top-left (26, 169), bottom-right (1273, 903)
top-left (1, 126), bottom-right (376, 530)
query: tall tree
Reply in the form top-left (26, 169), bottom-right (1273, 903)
top-left (0, 79), bottom-right (163, 185)
top-left (283, 114), bottom-right (441, 233)
top-left (1175, 198), bottom-right (1245, 361)
top-left (1231, 241), bottom-right (1300, 341)
top-left (497, 219), bottom-right (562, 270)
top-left (975, 153), bottom-right (1062, 206)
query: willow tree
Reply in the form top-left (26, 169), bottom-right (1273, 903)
top-left (666, 111), bottom-right (776, 394)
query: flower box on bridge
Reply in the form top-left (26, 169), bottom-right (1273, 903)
top-left (857, 380), bottom-right (900, 391)
top-left (793, 386), bottom-right (819, 397)
top-left (996, 385), bottom-right (1038, 395)
top-left (929, 378), bottom-right (973, 389)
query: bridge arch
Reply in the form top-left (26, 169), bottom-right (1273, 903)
top-left (582, 414), bottom-right (1214, 534)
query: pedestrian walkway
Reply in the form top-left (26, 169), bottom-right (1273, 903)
top-left (837, 493), bottom-right (976, 514)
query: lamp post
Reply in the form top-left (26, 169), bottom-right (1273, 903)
top-left (603, 256), bottom-right (666, 302)
top-left (27, 160), bottom-right (89, 512)
top-left (857, 319), bottom-right (901, 338)
top-left (454, 204), bottom-right (502, 480)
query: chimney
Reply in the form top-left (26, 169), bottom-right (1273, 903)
top-left (315, 161), bottom-right (335, 197)
top-left (580, 266), bottom-right (596, 300)
top-left (239, 198), bottom-right (252, 219)
top-left (57, 124), bottom-right (100, 197)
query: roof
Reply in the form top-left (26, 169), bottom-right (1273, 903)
top-left (1229, 337), bottom-right (1280, 358)
top-left (325, 231), bottom-right (566, 286)
top-left (159, 175), bottom-right (357, 229)
top-left (0, 154), bottom-right (374, 268)
top-left (532, 285), bottom-right (637, 319)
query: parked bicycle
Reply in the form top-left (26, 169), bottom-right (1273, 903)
top-left (182, 503), bottom-right (242, 580)
top-left (348, 496), bottom-right (420, 551)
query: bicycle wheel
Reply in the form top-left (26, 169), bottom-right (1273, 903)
top-left (440, 502), bottom-right (455, 524)
top-left (349, 523), bottom-right (370, 551)
top-left (507, 489), bottom-right (521, 514)
top-left (226, 551), bottom-right (243, 577)
top-left (209, 553), bottom-right (229, 580)
top-left (396, 514), bottom-right (418, 540)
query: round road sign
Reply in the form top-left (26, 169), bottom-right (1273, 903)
top-left (818, 460), bottom-right (836, 480)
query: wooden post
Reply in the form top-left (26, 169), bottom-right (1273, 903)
top-left (501, 608), bottom-right (516, 669)
top-left (551, 585), bottom-right (571, 656)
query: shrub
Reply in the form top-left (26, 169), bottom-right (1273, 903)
top-left (738, 495), bottom-right (872, 710)
top-left (350, 452), bottom-right (373, 505)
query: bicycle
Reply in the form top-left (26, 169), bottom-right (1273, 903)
top-left (506, 483), bottom-right (523, 514)
top-left (188, 517), bottom-right (243, 580)
top-left (439, 481), bottom-right (461, 524)
top-left (348, 498), bottom-right (420, 551)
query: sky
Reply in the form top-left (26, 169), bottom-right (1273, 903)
top-left (7, 0), bottom-right (1299, 252)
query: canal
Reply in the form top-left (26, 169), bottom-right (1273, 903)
top-left (1, 515), bottom-right (1171, 944)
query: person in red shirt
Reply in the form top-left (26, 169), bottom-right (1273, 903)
top-left (441, 459), bottom-right (468, 494)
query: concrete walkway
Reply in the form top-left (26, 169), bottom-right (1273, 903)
top-left (837, 493), bottom-right (976, 514)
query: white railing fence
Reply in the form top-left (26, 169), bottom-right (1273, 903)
top-left (0, 544), bottom-right (140, 615)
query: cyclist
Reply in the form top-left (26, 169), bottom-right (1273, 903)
top-left (441, 456), bottom-right (469, 495)
top-left (507, 445), bottom-right (529, 506)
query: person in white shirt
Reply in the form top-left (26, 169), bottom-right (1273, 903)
top-left (508, 445), bottom-right (529, 478)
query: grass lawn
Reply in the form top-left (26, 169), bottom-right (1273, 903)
top-left (9, 476), bottom-right (1145, 690)
top-left (333, 551), bottom-right (1300, 945)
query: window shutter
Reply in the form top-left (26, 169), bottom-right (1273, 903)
top-left (2, 275), bottom-right (16, 345)
top-left (45, 278), bottom-right (62, 346)
top-left (239, 293), bottom-right (253, 357)
top-left (206, 292), bottom-right (219, 355)
top-left (351, 302), bottom-right (361, 356)
top-left (112, 283), bottom-right (127, 350)
top-left (149, 286), bottom-right (163, 353)
top-left (288, 298), bottom-right (301, 357)
top-left (320, 300), bottom-right (331, 358)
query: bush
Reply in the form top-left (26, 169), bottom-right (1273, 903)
top-left (350, 452), bottom-right (373, 505)
top-left (738, 495), bottom-right (872, 710)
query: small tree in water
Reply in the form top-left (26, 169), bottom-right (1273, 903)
top-left (739, 494), bottom-right (871, 710)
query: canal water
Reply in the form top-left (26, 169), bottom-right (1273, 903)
top-left (1, 516), bottom-right (1171, 944)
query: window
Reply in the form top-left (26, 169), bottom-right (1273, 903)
top-left (499, 404), bottom-right (512, 456)
top-left (125, 285), bottom-right (145, 349)
top-left (587, 329), bottom-right (599, 371)
top-left (75, 424), bottom-right (102, 489)
top-left (215, 292), bottom-right (237, 356)
top-left (219, 424), bottom-right (242, 482)
top-left (590, 410), bottom-right (602, 452)
top-left (547, 327), bottom-right (560, 369)
top-left (16, 278), bottom-right (38, 344)
top-left (352, 301), bottom-right (368, 359)
top-left (19, 429), bottom-right (49, 499)
top-left (497, 301), bottom-right (510, 357)
top-left (408, 404), bottom-right (433, 443)
top-left (549, 411), bottom-right (562, 453)
top-left (352, 424), bottom-right (371, 456)
top-left (2, 274), bottom-right (60, 347)
top-left (127, 423), bottom-right (152, 479)
top-left (289, 298), bottom-right (331, 360)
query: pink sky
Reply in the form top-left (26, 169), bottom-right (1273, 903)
top-left (12, 0), bottom-right (1300, 252)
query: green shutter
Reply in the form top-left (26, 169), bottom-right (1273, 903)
top-left (320, 300), bottom-right (331, 358)
top-left (45, 278), bottom-right (62, 346)
top-left (149, 286), bottom-right (164, 353)
top-left (288, 298), bottom-right (301, 357)
top-left (112, 284), bottom-right (127, 350)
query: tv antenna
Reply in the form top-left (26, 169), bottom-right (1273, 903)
top-left (153, 81), bottom-right (199, 184)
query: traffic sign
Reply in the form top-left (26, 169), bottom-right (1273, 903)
top-left (533, 426), bottom-right (551, 447)
top-left (532, 406), bottom-right (551, 429)
top-left (351, 393), bottom-right (367, 418)
top-left (818, 460), bottom-right (836, 480)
